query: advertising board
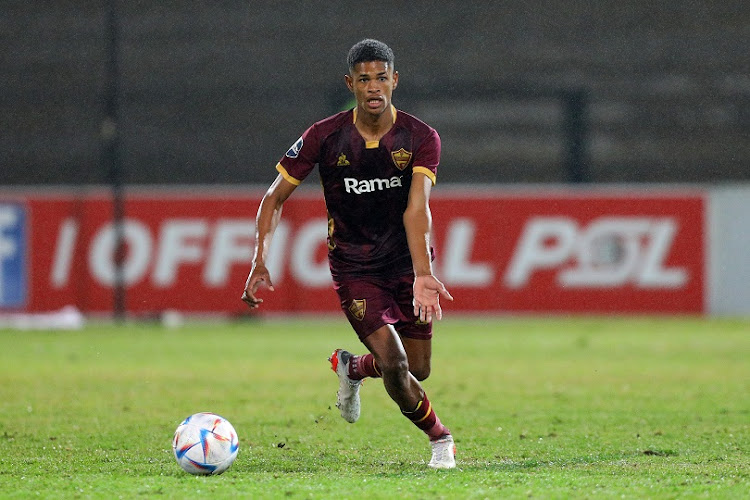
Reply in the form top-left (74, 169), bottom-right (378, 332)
top-left (0, 187), bottom-right (705, 314)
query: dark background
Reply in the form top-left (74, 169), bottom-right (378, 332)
top-left (2, 1), bottom-right (749, 185)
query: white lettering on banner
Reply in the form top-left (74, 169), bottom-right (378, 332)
top-left (505, 218), bottom-right (577, 288)
top-left (51, 218), bottom-right (78, 288)
top-left (291, 219), bottom-right (330, 286)
top-left (440, 218), bottom-right (494, 286)
top-left (154, 220), bottom-right (208, 286)
top-left (53, 218), bottom-right (302, 289)
top-left (504, 216), bottom-right (687, 289)
top-left (636, 219), bottom-right (686, 288)
top-left (90, 219), bottom-right (153, 285)
top-left (204, 219), bottom-right (254, 286)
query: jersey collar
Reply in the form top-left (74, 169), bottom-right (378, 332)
top-left (352, 104), bottom-right (397, 124)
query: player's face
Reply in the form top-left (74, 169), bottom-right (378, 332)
top-left (346, 61), bottom-right (399, 119)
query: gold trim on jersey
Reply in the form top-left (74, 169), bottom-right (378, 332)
top-left (352, 105), bottom-right (397, 124)
top-left (327, 212), bottom-right (336, 250)
top-left (413, 166), bottom-right (436, 185)
top-left (276, 162), bottom-right (302, 186)
top-left (352, 105), bottom-right (397, 150)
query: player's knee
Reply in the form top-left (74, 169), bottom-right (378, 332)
top-left (379, 356), bottom-right (410, 379)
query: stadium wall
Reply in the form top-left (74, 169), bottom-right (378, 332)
top-left (0, 184), bottom-right (747, 317)
top-left (4, 2), bottom-right (750, 186)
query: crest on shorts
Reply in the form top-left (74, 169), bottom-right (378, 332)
top-left (391, 148), bottom-right (412, 170)
top-left (348, 299), bottom-right (366, 321)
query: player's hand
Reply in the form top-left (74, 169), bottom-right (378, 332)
top-left (412, 274), bottom-right (453, 322)
top-left (241, 264), bottom-right (275, 309)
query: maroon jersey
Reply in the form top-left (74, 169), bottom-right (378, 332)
top-left (276, 106), bottom-right (440, 278)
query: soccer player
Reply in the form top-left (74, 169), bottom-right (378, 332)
top-left (242, 39), bottom-right (456, 469)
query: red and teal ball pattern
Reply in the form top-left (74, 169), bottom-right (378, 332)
top-left (172, 412), bottom-right (239, 475)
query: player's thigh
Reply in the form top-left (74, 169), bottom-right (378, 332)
top-left (401, 336), bottom-right (432, 381)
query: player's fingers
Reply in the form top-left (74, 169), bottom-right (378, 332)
top-left (241, 290), bottom-right (262, 306)
top-left (249, 276), bottom-right (263, 291)
top-left (250, 276), bottom-right (271, 295)
top-left (241, 297), bottom-right (260, 307)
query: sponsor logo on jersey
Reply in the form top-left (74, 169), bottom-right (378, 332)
top-left (285, 136), bottom-right (304, 158)
top-left (0, 203), bottom-right (27, 307)
top-left (348, 299), bottom-right (366, 321)
top-left (336, 153), bottom-right (351, 167)
top-left (344, 176), bottom-right (403, 194)
top-left (391, 148), bottom-right (412, 170)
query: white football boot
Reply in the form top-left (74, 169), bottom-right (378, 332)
top-left (328, 349), bottom-right (363, 423)
top-left (428, 435), bottom-right (456, 469)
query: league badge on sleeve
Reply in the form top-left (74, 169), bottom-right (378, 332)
top-left (286, 136), bottom-right (304, 159)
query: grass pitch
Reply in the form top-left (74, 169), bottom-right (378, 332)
top-left (1, 317), bottom-right (748, 499)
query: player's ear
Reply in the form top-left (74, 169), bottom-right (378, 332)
top-left (345, 73), bottom-right (354, 92)
top-left (392, 70), bottom-right (399, 89)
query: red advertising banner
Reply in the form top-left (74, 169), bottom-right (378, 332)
top-left (430, 189), bottom-right (705, 314)
top-left (0, 187), bottom-right (705, 315)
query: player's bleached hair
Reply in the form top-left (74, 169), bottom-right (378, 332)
top-left (347, 39), bottom-right (395, 72)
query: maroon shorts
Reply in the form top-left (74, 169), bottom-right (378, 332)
top-left (332, 273), bottom-right (432, 342)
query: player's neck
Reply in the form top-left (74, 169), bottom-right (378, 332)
top-left (354, 106), bottom-right (395, 142)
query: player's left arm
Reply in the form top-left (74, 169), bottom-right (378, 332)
top-left (404, 172), bottom-right (453, 322)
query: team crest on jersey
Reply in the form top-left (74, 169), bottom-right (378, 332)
top-left (348, 299), bottom-right (366, 321)
top-left (391, 148), bottom-right (412, 170)
top-left (286, 136), bottom-right (304, 158)
top-left (336, 153), bottom-right (351, 167)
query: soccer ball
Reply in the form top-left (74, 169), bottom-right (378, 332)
top-left (172, 412), bottom-right (239, 475)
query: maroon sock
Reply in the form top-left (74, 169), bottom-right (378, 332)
top-left (401, 393), bottom-right (450, 441)
top-left (348, 353), bottom-right (381, 380)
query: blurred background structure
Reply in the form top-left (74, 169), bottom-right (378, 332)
top-left (2, 1), bottom-right (750, 319)
top-left (3, 1), bottom-right (749, 186)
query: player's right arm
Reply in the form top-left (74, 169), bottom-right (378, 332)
top-left (241, 174), bottom-right (298, 309)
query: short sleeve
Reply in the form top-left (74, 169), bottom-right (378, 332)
top-left (276, 124), bottom-right (320, 185)
top-left (411, 128), bottom-right (440, 185)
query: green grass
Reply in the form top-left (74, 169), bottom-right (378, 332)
top-left (1, 317), bottom-right (748, 499)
